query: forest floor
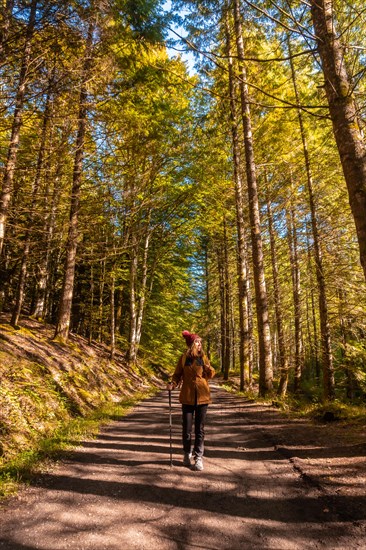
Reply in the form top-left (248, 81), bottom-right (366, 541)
top-left (0, 383), bottom-right (365, 549)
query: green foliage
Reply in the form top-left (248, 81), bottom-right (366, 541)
top-left (339, 341), bottom-right (366, 392)
top-left (1, 0), bottom-right (366, 410)
top-left (123, 0), bottom-right (167, 43)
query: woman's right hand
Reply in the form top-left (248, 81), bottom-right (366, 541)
top-left (166, 383), bottom-right (174, 391)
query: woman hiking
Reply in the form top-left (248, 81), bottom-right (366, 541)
top-left (167, 331), bottom-right (215, 471)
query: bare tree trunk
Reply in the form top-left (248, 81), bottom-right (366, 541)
top-left (266, 190), bottom-right (289, 397)
top-left (128, 235), bottom-right (138, 363)
top-left (233, 0), bottom-right (273, 395)
top-left (225, 9), bottom-right (250, 391)
top-left (286, 199), bottom-right (303, 392)
top-left (11, 68), bottom-right (55, 327)
top-left (247, 260), bottom-right (254, 388)
top-left (115, 287), bottom-right (122, 334)
top-left (288, 33), bottom-right (335, 401)
top-left (0, 0), bottom-right (14, 61)
top-left (305, 221), bottom-right (320, 382)
top-left (128, 215), bottom-right (151, 363)
top-left (98, 256), bottom-right (106, 342)
top-left (217, 242), bottom-right (226, 374)
top-left (310, 0), bottom-right (366, 281)
top-left (230, 285), bottom-right (236, 373)
top-left (223, 216), bottom-right (231, 381)
top-left (89, 261), bottom-right (94, 344)
top-left (32, 117), bottom-right (68, 319)
top-left (54, 21), bottom-right (94, 340)
top-left (337, 288), bottom-right (351, 399)
top-left (0, 0), bottom-right (37, 255)
top-left (110, 271), bottom-right (115, 360)
top-left (311, 287), bottom-right (321, 383)
top-left (32, 159), bottom-right (62, 319)
top-left (292, 204), bottom-right (303, 388)
top-left (203, 239), bottom-right (211, 359)
top-left (135, 228), bottom-right (151, 350)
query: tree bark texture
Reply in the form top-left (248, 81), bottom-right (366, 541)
top-left (110, 271), bottom-right (115, 360)
top-left (310, 0), bottom-right (366, 281)
top-left (54, 21), bottom-right (94, 340)
top-left (223, 216), bottom-right (231, 380)
top-left (217, 242), bottom-right (226, 375)
top-left (128, 237), bottom-right (138, 363)
top-left (305, 222), bottom-right (320, 382)
top-left (11, 67), bottom-right (54, 327)
top-left (0, 0), bottom-right (14, 61)
top-left (0, 0), bottom-right (37, 256)
top-left (225, 8), bottom-right (250, 391)
top-left (32, 156), bottom-right (62, 319)
top-left (135, 228), bottom-right (151, 352)
top-left (204, 240), bottom-right (211, 359)
top-left (286, 202), bottom-right (303, 392)
top-left (266, 191), bottom-right (289, 397)
top-left (128, 208), bottom-right (152, 363)
top-left (288, 32), bottom-right (335, 400)
top-left (233, 0), bottom-right (273, 395)
top-left (89, 261), bottom-right (95, 344)
top-left (98, 256), bottom-right (106, 342)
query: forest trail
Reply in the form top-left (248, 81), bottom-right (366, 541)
top-left (0, 384), bottom-right (365, 550)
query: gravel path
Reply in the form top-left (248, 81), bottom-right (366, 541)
top-left (0, 383), bottom-right (365, 549)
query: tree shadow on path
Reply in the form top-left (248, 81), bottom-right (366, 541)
top-left (0, 385), bottom-right (365, 549)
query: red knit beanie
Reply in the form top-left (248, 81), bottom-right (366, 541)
top-left (182, 330), bottom-right (200, 347)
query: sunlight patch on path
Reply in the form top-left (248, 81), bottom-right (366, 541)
top-left (0, 386), bottom-right (365, 550)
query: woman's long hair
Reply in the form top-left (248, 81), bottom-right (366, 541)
top-left (187, 341), bottom-right (203, 358)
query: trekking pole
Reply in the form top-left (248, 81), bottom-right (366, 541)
top-left (168, 389), bottom-right (173, 467)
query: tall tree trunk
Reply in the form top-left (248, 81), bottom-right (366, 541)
top-left (217, 242), bottom-right (226, 374)
top-left (89, 261), bottom-right (94, 344)
top-left (115, 287), bottom-right (122, 335)
top-left (247, 258), bottom-right (254, 388)
top-left (110, 271), bottom-right (115, 360)
top-left (223, 216), bottom-right (231, 381)
top-left (203, 239), bottom-right (211, 359)
top-left (310, 0), bottom-right (366, 281)
top-left (135, 228), bottom-right (151, 351)
top-left (0, 0), bottom-right (37, 255)
top-left (286, 198), bottom-right (303, 392)
top-left (11, 68), bottom-right (54, 327)
top-left (288, 33), bottom-right (335, 401)
top-left (98, 256), bottom-right (106, 342)
top-left (32, 158), bottom-right (62, 319)
top-left (225, 8), bottom-right (250, 391)
top-left (0, 0), bottom-right (14, 61)
top-left (32, 117), bottom-right (68, 319)
top-left (306, 221), bottom-right (320, 382)
top-left (128, 214), bottom-right (152, 363)
top-left (291, 203), bottom-right (303, 389)
top-left (54, 21), bottom-right (94, 340)
top-left (266, 190), bottom-right (289, 397)
top-left (128, 234), bottom-right (138, 363)
top-left (233, 0), bottom-right (273, 395)
top-left (230, 286), bottom-right (236, 373)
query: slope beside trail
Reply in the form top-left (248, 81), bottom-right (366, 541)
top-left (0, 383), bottom-right (365, 550)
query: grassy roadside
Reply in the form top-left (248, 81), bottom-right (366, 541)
top-left (0, 314), bottom-right (166, 501)
top-left (0, 389), bottom-right (155, 500)
top-left (217, 375), bottom-right (366, 426)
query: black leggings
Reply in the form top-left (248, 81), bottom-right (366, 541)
top-left (182, 403), bottom-right (208, 457)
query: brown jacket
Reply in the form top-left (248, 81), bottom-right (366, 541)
top-left (171, 351), bottom-right (215, 405)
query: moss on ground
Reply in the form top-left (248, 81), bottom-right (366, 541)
top-left (0, 314), bottom-right (164, 499)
